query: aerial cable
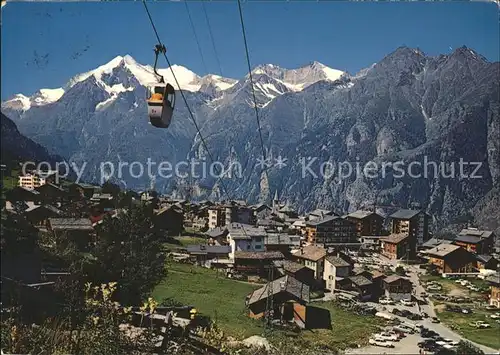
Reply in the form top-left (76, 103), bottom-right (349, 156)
top-left (141, 0), bottom-right (254, 230)
top-left (236, 0), bottom-right (270, 193)
top-left (184, 1), bottom-right (209, 75)
top-left (142, 4), bottom-right (275, 296)
top-left (201, 0), bottom-right (224, 77)
top-left (236, 0), bottom-right (275, 333)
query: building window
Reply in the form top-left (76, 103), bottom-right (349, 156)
top-left (255, 245), bottom-right (262, 250)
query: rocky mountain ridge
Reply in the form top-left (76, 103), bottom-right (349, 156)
top-left (2, 46), bottom-right (499, 232)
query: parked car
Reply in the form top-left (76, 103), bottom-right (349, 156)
top-left (431, 317), bottom-right (440, 323)
top-left (369, 338), bottom-right (394, 348)
top-left (375, 332), bottom-right (399, 341)
top-left (490, 313), bottom-right (500, 319)
top-left (393, 326), bottom-right (413, 334)
top-left (401, 299), bottom-right (414, 306)
top-left (461, 308), bottom-right (473, 314)
top-left (379, 298), bottom-right (395, 305)
top-left (469, 321), bottom-right (491, 329)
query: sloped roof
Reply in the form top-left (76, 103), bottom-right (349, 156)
top-left (349, 275), bottom-right (372, 287)
top-left (228, 223), bottom-right (266, 240)
top-left (49, 218), bottom-right (93, 230)
top-left (264, 234), bottom-right (300, 246)
top-left (293, 245), bottom-right (327, 262)
top-left (234, 251), bottom-right (284, 260)
top-left (383, 275), bottom-right (411, 284)
top-left (306, 215), bottom-right (341, 226)
top-left (381, 233), bottom-right (409, 244)
top-left (422, 238), bottom-right (453, 248)
top-left (459, 229), bottom-right (494, 239)
top-left (325, 255), bottom-right (351, 267)
top-left (25, 204), bottom-right (63, 215)
top-left (390, 209), bottom-right (421, 219)
top-left (186, 245), bottom-right (230, 255)
top-left (282, 260), bottom-right (308, 273)
top-left (454, 235), bottom-right (483, 244)
top-left (424, 244), bottom-right (461, 257)
top-left (257, 219), bottom-right (285, 227)
top-left (247, 275), bottom-right (310, 305)
top-left (205, 227), bottom-right (228, 238)
top-left (347, 210), bottom-right (380, 220)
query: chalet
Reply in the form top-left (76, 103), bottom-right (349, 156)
top-left (292, 245), bottom-right (327, 280)
top-left (264, 233), bottom-right (300, 255)
top-left (246, 275), bottom-right (310, 328)
top-left (390, 209), bottom-right (430, 245)
top-left (323, 255), bottom-right (352, 292)
top-left (453, 228), bottom-right (495, 255)
top-left (346, 210), bottom-right (384, 237)
top-left (352, 267), bottom-right (373, 279)
top-left (380, 233), bottom-right (416, 260)
top-left (67, 183), bottom-right (100, 200)
top-left (423, 244), bottom-right (476, 274)
top-left (253, 204), bottom-right (272, 220)
top-left (348, 275), bottom-right (374, 301)
top-left (305, 215), bottom-right (357, 246)
top-left (186, 245), bottom-right (231, 266)
top-left (486, 273), bottom-right (500, 308)
top-left (382, 275), bottom-right (413, 301)
top-left (476, 255), bottom-right (498, 271)
top-left (371, 271), bottom-right (387, 299)
top-left (47, 218), bottom-right (94, 251)
top-left (227, 223), bottom-right (266, 259)
top-left (34, 183), bottom-right (67, 204)
top-left (290, 219), bottom-right (307, 234)
top-left (420, 238), bottom-right (453, 251)
top-left (257, 219), bottom-right (285, 231)
top-left (276, 204), bottom-right (298, 220)
top-left (154, 205), bottom-right (184, 235)
top-left (233, 251), bottom-right (284, 275)
top-left (5, 186), bottom-right (41, 203)
top-left (306, 209), bottom-right (337, 222)
top-left (24, 204), bottom-right (63, 227)
top-left (205, 227), bottom-right (228, 245)
top-left (274, 260), bottom-right (316, 287)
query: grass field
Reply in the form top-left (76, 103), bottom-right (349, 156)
top-left (421, 275), bottom-right (500, 349)
top-left (420, 275), bottom-right (487, 300)
top-left (152, 262), bottom-right (385, 350)
top-left (437, 308), bottom-right (500, 350)
top-left (152, 262), bottom-right (262, 338)
top-left (1, 169), bottom-right (18, 197)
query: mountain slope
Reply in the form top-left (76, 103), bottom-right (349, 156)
top-left (2, 47), bottom-right (498, 231)
top-left (0, 112), bottom-right (64, 169)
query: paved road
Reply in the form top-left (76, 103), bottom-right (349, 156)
top-left (345, 257), bottom-right (499, 354)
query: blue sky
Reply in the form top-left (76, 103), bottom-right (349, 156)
top-left (1, 1), bottom-right (499, 100)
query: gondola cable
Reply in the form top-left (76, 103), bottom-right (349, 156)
top-left (236, 0), bottom-right (270, 189)
top-left (142, 0), bottom-right (252, 227)
top-left (201, 0), bottom-right (224, 77)
top-left (184, 1), bottom-right (209, 75)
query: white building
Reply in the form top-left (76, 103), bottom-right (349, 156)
top-left (18, 173), bottom-right (46, 189)
top-left (226, 223), bottom-right (266, 259)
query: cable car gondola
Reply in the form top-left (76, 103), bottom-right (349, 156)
top-left (146, 44), bottom-right (176, 128)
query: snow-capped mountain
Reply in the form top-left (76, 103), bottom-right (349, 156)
top-left (2, 46), bottom-right (499, 233)
top-left (2, 55), bottom-right (345, 113)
